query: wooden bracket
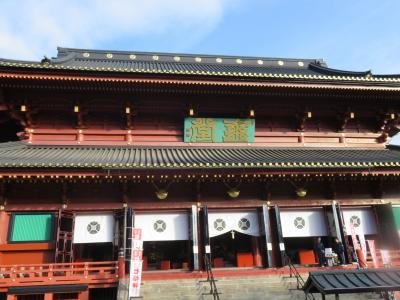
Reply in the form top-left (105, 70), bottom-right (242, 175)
top-left (121, 181), bottom-right (129, 204)
top-left (378, 112), bottom-right (399, 142)
top-left (296, 110), bottom-right (310, 132)
top-left (326, 180), bottom-right (336, 200)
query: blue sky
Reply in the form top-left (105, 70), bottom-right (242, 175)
top-left (0, 0), bottom-right (399, 74)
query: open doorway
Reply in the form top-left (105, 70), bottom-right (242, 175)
top-left (135, 211), bottom-right (191, 271)
top-left (284, 236), bottom-right (329, 265)
top-left (210, 231), bottom-right (255, 268)
top-left (74, 243), bottom-right (114, 262)
top-left (143, 240), bottom-right (190, 270)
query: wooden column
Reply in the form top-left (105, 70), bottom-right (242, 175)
top-left (191, 205), bottom-right (200, 270)
top-left (261, 204), bottom-right (273, 268)
top-left (44, 293), bottom-right (54, 300)
top-left (0, 211), bottom-right (9, 245)
top-left (78, 290), bottom-right (89, 300)
top-left (6, 295), bottom-right (17, 300)
top-left (273, 205), bottom-right (286, 267)
top-left (251, 236), bottom-right (262, 267)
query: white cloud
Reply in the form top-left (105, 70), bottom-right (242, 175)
top-left (0, 0), bottom-right (239, 60)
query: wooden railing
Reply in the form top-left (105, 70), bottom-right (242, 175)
top-left (0, 261), bottom-right (119, 288)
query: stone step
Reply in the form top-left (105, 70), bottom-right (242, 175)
top-left (136, 275), bottom-right (392, 300)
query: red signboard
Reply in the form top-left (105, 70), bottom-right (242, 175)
top-left (129, 228), bottom-right (143, 298)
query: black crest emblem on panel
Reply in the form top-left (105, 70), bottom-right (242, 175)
top-left (153, 220), bottom-right (167, 232)
top-left (238, 218), bottom-right (251, 231)
top-left (294, 217), bottom-right (305, 229)
top-left (350, 215), bottom-right (361, 227)
top-left (214, 219), bottom-right (226, 231)
top-left (87, 221), bottom-right (101, 234)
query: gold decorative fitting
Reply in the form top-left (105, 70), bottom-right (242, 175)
top-left (152, 55), bottom-right (159, 61)
top-left (307, 111), bottom-right (312, 118)
top-left (249, 109), bottom-right (255, 117)
top-left (216, 58), bottom-right (222, 63)
top-left (298, 61), bottom-right (304, 67)
top-left (122, 202), bottom-right (128, 208)
top-left (236, 58), bottom-right (243, 64)
top-left (20, 105), bottom-right (27, 112)
top-left (0, 205), bottom-right (4, 211)
top-left (62, 203), bottom-right (68, 209)
top-left (73, 105), bottom-right (79, 113)
top-left (195, 57), bottom-right (202, 62)
top-left (257, 59), bottom-right (263, 65)
top-left (125, 107), bottom-right (131, 114)
top-left (189, 108), bottom-right (195, 116)
top-left (350, 112), bottom-right (355, 119)
top-left (391, 113), bottom-right (396, 120)
top-left (296, 187), bottom-right (307, 197)
top-left (82, 52), bottom-right (90, 58)
top-left (106, 53), bottom-right (113, 59)
top-left (278, 60), bottom-right (284, 66)
top-left (227, 188), bottom-right (240, 198)
top-left (129, 54), bottom-right (136, 60)
top-left (155, 189), bottom-right (168, 200)
top-left (173, 56), bottom-right (181, 62)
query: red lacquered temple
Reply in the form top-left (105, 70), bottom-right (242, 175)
top-left (1, 48), bottom-right (400, 299)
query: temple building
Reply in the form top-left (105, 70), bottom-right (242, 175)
top-left (1, 47), bottom-right (400, 299)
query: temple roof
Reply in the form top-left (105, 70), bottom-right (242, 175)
top-left (0, 141), bottom-right (400, 169)
top-left (303, 268), bottom-right (400, 295)
top-left (1, 47), bottom-right (400, 84)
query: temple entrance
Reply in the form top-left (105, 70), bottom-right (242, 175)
top-left (143, 240), bottom-right (190, 270)
top-left (210, 231), bottom-right (257, 268)
top-left (208, 210), bottom-right (262, 268)
top-left (74, 243), bottom-right (114, 262)
top-left (284, 236), bottom-right (329, 265)
top-left (342, 207), bottom-right (378, 263)
top-left (135, 211), bottom-right (191, 271)
top-left (280, 208), bottom-right (328, 266)
top-left (72, 213), bottom-right (115, 262)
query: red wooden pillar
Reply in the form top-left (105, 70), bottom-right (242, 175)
top-left (0, 211), bottom-right (10, 245)
top-left (44, 293), bottom-right (54, 300)
top-left (118, 256), bottom-right (126, 278)
top-left (251, 236), bottom-right (263, 267)
top-left (6, 295), bottom-right (17, 300)
top-left (78, 290), bottom-right (89, 300)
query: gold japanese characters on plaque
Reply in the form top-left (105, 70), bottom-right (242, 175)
top-left (184, 118), bottom-right (255, 143)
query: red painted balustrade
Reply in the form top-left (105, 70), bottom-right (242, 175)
top-left (0, 261), bottom-right (119, 289)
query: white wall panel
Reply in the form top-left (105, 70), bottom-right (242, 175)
top-left (135, 212), bottom-right (189, 241)
top-left (342, 207), bottom-right (377, 235)
top-left (208, 210), bottom-right (260, 238)
top-left (281, 209), bottom-right (328, 238)
top-left (74, 213), bottom-right (114, 244)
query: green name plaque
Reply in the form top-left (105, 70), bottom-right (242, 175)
top-left (184, 118), bottom-right (255, 143)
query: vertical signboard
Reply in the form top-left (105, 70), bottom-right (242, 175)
top-left (128, 228), bottom-right (143, 298)
top-left (349, 222), bottom-right (360, 250)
